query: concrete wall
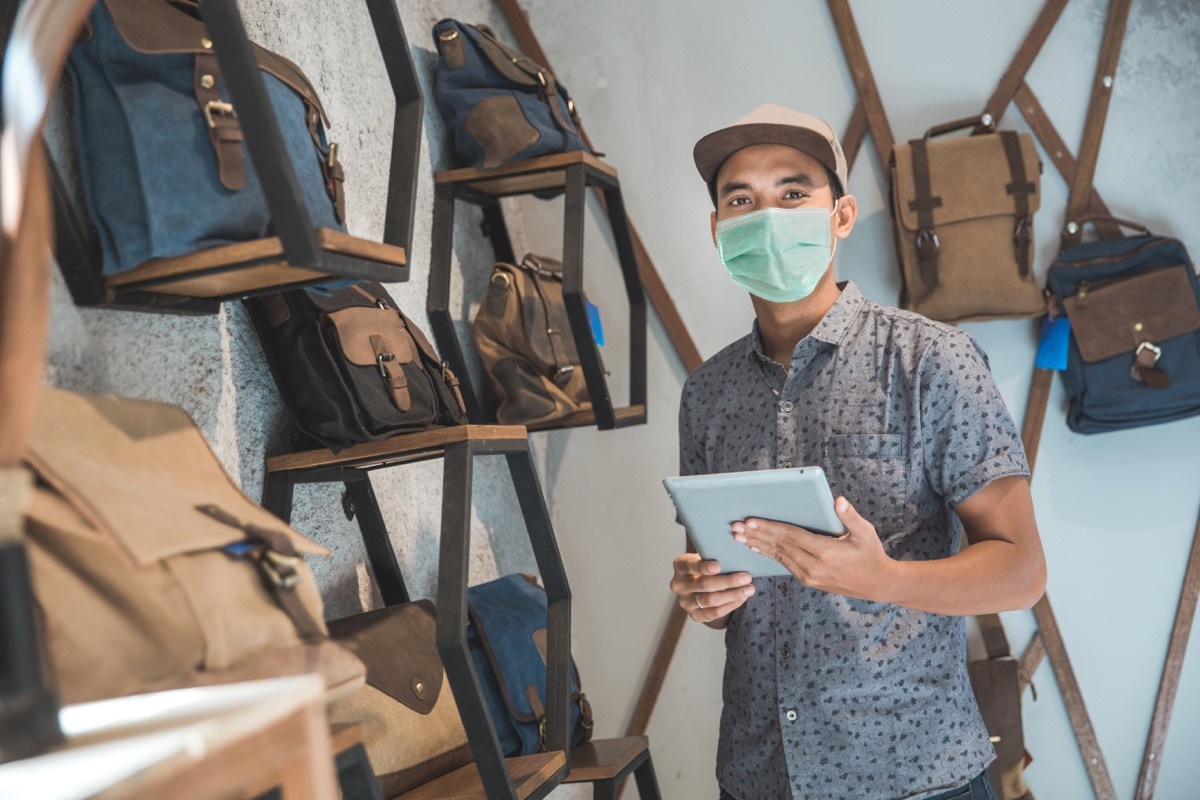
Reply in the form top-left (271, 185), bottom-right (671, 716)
top-left (40, 0), bottom-right (1200, 799)
top-left (512, 1), bottom-right (1200, 798)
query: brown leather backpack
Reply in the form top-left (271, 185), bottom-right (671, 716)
top-left (968, 614), bottom-right (1035, 800)
top-left (473, 254), bottom-right (591, 425)
top-left (891, 115), bottom-right (1044, 323)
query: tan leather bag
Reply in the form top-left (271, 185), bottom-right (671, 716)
top-left (473, 254), bottom-right (591, 425)
top-left (23, 388), bottom-right (365, 705)
top-left (328, 600), bottom-right (473, 798)
top-left (968, 615), bottom-right (1034, 800)
top-left (891, 116), bottom-right (1044, 323)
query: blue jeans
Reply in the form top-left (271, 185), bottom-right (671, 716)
top-left (718, 768), bottom-right (999, 800)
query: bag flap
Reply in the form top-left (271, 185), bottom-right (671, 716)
top-left (451, 20), bottom-right (547, 88)
top-left (26, 389), bottom-right (327, 566)
top-left (1063, 265), bottom-right (1200, 362)
top-left (324, 306), bottom-right (416, 367)
top-left (327, 600), bottom-right (444, 715)
top-left (507, 254), bottom-right (581, 370)
top-left (101, 0), bottom-right (330, 124)
top-left (892, 132), bottom-right (1040, 231)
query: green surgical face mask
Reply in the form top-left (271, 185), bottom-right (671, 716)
top-left (716, 202), bottom-right (838, 303)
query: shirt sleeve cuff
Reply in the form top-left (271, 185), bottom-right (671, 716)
top-left (945, 451), bottom-right (1031, 506)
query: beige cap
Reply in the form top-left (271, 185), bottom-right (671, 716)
top-left (693, 103), bottom-right (848, 194)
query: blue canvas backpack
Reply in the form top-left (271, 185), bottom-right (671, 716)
top-left (467, 573), bottom-right (593, 756)
top-left (432, 19), bottom-right (588, 170)
top-left (66, 0), bottom-right (345, 277)
top-left (1046, 217), bottom-right (1200, 434)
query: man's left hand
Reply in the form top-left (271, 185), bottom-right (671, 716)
top-left (734, 496), bottom-right (898, 602)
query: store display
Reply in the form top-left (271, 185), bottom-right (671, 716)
top-left (247, 283), bottom-right (468, 452)
top-left (432, 18), bottom-right (587, 169)
top-left (22, 388), bottom-right (365, 705)
top-left (890, 116), bottom-right (1043, 322)
top-left (468, 574), bottom-right (593, 757)
top-left (473, 254), bottom-right (592, 425)
top-left (1046, 216), bottom-right (1200, 434)
top-left (65, 0), bottom-right (345, 277)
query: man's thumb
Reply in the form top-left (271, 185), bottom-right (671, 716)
top-left (834, 496), bottom-right (862, 533)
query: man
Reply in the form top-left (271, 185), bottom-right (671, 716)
top-left (668, 104), bottom-right (1046, 800)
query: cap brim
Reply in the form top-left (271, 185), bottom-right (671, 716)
top-left (693, 123), bottom-right (839, 188)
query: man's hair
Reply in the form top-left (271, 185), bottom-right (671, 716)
top-left (708, 164), bottom-right (844, 208)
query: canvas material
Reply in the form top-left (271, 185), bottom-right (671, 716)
top-left (1047, 234), bottom-right (1200, 433)
top-left (328, 601), bottom-right (474, 798)
top-left (245, 282), bottom-right (468, 452)
top-left (22, 388), bottom-right (365, 705)
top-left (891, 132), bottom-right (1044, 322)
top-left (432, 18), bottom-right (587, 170)
top-left (467, 574), bottom-right (592, 757)
top-left (66, 0), bottom-right (344, 277)
top-left (473, 256), bottom-right (590, 426)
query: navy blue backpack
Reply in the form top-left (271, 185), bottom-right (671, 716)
top-left (66, 0), bottom-right (345, 277)
top-left (432, 19), bottom-right (588, 170)
top-left (1046, 217), bottom-right (1200, 434)
top-left (467, 574), bottom-right (593, 756)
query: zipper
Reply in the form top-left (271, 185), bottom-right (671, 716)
top-left (1055, 237), bottom-right (1168, 269)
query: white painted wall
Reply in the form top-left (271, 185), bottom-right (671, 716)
top-left (513, 1), bottom-right (1200, 798)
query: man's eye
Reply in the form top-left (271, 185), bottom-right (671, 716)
top-left (729, 197), bottom-right (751, 206)
top-left (784, 190), bottom-right (807, 200)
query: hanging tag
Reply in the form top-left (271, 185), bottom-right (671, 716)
top-left (1035, 316), bottom-right (1071, 370)
top-left (585, 299), bottom-right (604, 347)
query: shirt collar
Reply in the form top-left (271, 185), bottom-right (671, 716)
top-left (746, 281), bottom-right (866, 362)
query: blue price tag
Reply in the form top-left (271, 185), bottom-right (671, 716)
top-left (585, 300), bottom-right (604, 347)
top-left (1035, 316), bottom-right (1071, 371)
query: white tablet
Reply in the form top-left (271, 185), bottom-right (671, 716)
top-left (663, 467), bottom-right (845, 576)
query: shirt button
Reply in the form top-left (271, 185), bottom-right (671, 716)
top-left (785, 709), bottom-right (798, 722)
top-left (781, 401), bottom-right (794, 412)
top-left (780, 460), bottom-right (792, 469)
top-left (780, 646), bottom-right (791, 659)
top-left (779, 583), bottom-right (790, 596)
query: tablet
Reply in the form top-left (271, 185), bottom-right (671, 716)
top-left (662, 467), bottom-right (845, 576)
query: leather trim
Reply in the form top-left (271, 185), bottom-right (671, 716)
top-left (325, 307), bottom-right (415, 368)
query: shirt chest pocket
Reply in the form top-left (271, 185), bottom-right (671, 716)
top-left (823, 433), bottom-right (908, 534)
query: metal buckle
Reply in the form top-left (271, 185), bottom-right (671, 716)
top-left (203, 100), bottom-right (236, 129)
top-left (536, 70), bottom-right (547, 88)
top-left (915, 229), bottom-right (940, 258)
top-left (1136, 341), bottom-right (1162, 363)
top-left (376, 351), bottom-right (395, 379)
top-left (438, 29), bottom-right (459, 42)
top-left (326, 142), bottom-right (339, 168)
top-left (1014, 215), bottom-right (1032, 242)
top-left (261, 550), bottom-right (302, 589)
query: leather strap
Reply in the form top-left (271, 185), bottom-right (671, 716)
top-left (906, 138), bottom-right (942, 288)
top-left (520, 256), bottom-right (574, 386)
top-left (305, 108), bottom-right (345, 223)
top-left (196, 504), bottom-right (325, 642)
top-left (1131, 342), bottom-right (1168, 389)
top-left (371, 333), bottom-right (411, 411)
top-left (1000, 131), bottom-right (1035, 278)
top-left (978, 612), bottom-right (1013, 660)
top-left (194, 51), bottom-right (245, 191)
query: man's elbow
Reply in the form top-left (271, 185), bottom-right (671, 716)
top-left (1012, 552), bottom-right (1047, 611)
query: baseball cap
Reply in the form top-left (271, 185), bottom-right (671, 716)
top-left (693, 103), bottom-right (848, 196)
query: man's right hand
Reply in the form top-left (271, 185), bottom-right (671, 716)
top-left (670, 553), bottom-right (756, 628)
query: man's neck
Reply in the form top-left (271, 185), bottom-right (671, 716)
top-left (751, 269), bottom-right (842, 366)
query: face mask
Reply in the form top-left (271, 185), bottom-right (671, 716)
top-left (716, 201), bottom-right (839, 303)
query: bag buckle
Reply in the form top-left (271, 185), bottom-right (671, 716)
top-left (553, 365), bottom-right (575, 384)
top-left (1136, 341), bottom-right (1162, 364)
top-left (376, 351), bottom-right (396, 379)
top-left (915, 229), bottom-right (940, 259)
top-left (1014, 215), bottom-right (1032, 243)
top-left (261, 550), bottom-right (302, 589)
top-left (203, 100), bottom-right (236, 129)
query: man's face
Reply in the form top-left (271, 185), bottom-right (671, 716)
top-left (709, 143), bottom-right (854, 246)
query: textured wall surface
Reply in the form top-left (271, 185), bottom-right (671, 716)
top-left (514, 0), bottom-right (1200, 799)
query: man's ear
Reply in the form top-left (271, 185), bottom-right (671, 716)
top-left (833, 194), bottom-right (858, 240)
top-left (710, 210), bottom-right (718, 247)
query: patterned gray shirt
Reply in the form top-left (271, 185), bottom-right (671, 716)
top-left (679, 282), bottom-right (1030, 800)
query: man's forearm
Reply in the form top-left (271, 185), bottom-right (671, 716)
top-left (881, 537), bottom-right (1045, 616)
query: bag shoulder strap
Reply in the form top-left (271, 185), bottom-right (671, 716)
top-left (999, 130), bottom-right (1035, 277)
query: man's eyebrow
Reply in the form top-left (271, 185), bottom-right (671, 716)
top-left (718, 180), bottom-right (752, 199)
top-left (777, 174), bottom-right (816, 188)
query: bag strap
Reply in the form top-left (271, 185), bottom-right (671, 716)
top-left (977, 613), bottom-right (1013, 660)
top-left (465, 23), bottom-right (578, 136)
top-left (1061, 0), bottom-right (1134, 247)
top-left (906, 138), bottom-right (942, 288)
top-left (1069, 213), bottom-right (1151, 238)
top-left (519, 256), bottom-right (575, 387)
top-left (999, 130), bottom-right (1035, 278)
top-left (923, 113), bottom-right (995, 140)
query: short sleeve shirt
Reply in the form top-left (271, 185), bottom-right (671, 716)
top-left (678, 282), bottom-right (1030, 800)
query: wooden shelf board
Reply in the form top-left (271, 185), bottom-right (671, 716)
top-left (105, 228), bottom-right (406, 298)
top-left (525, 404), bottom-right (646, 432)
top-left (562, 736), bottom-right (649, 783)
top-left (435, 152), bottom-right (617, 197)
top-left (267, 424), bottom-right (528, 475)
top-left (391, 750), bottom-right (566, 800)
